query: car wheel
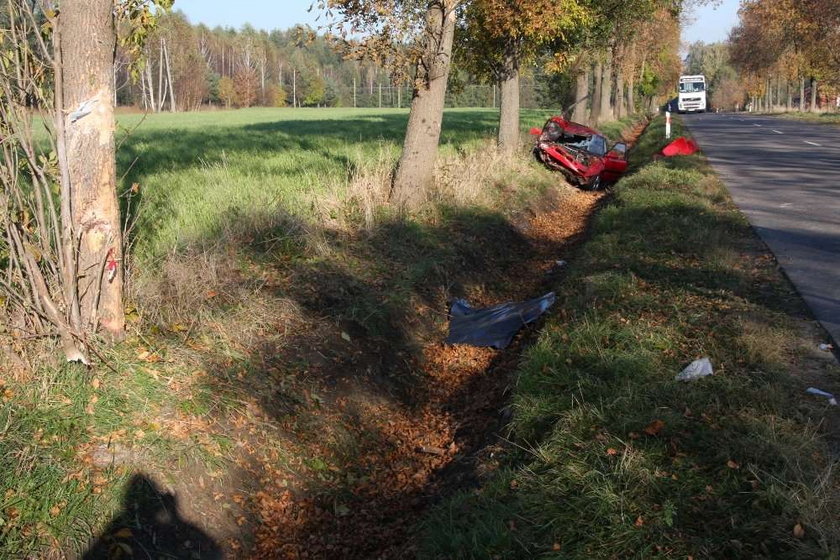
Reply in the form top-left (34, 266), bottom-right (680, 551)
top-left (584, 176), bottom-right (602, 191)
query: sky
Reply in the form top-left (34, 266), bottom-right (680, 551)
top-left (173, 0), bottom-right (742, 46)
top-left (681, 0), bottom-right (741, 45)
top-left (172, 0), bottom-right (321, 32)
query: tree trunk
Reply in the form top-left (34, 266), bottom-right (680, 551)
top-left (627, 76), bottom-right (635, 115)
top-left (786, 79), bottom-right (792, 110)
top-left (590, 60), bottom-right (602, 124)
top-left (157, 39), bottom-right (164, 112)
top-left (163, 38), bottom-right (176, 112)
top-left (391, 1), bottom-right (457, 209)
top-left (809, 77), bottom-right (817, 112)
top-left (60, 0), bottom-right (124, 339)
top-left (144, 62), bottom-right (156, 112)
top-left (598, 52), bottom-right (614, 124)
top-left (572, 67), bottom-right (589, 123)
top-left (497, 49), bottom-right (520, 154)
top-left (764, 78), bottom-right (774, 113)
top-left (799, 76), bottom-right (805, 112)
top-left (615, 68), bottom-right (626, 119)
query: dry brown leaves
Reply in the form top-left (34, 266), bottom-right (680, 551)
top-left (243, 187), bottom-right (605, 559)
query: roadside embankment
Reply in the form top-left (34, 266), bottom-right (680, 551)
top-left (419, 115), bottom-right (840, 559)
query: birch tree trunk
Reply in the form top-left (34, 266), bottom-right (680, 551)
top-left (391, 1), bottom-right (457, 209)
top-left (157, 40), bottom-right (164, 112)
top-left (60, 0), bottom-right (124, 339)
top-left (163, 38), bottom-right (176, 112)
top-left (145, 62), bottom-right (156, 112)
top-left (497, 47), bottom-right (520, 154)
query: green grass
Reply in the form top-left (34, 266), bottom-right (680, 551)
top-left (418, 115), bottom-right (840, 559)
top-left (773, 111), bottom-right (840, 125)
top-left (117, 107), bottom-right (562, 259)
top-left (2, 106), bottom-right (579, 556)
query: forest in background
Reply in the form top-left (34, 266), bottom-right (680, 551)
top-left (683, 0), bottom-right (840, 113)
top-left (118, 7), bottom-right (682, 119)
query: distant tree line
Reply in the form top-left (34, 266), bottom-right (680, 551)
top-left (115, 7), bottom-right (683, 116)
top-left (728, 0), bottom-right (840, 112)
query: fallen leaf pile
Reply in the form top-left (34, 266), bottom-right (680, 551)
top-left (244, 187), bottom-right (607, 559)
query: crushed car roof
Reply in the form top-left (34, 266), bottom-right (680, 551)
top-left (546, 116), bottom-right (603, 137)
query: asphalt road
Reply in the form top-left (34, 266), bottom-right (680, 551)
top-left (683, 112), bottom-right (840, 346)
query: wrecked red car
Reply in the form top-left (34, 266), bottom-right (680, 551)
top-left (531, 117), bottom-right (628, 190)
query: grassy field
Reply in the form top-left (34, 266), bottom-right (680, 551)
top-left (5, 106), bottom-right (632, 557)
top-left (12, 106), bottom-right (827, 558)
top-left (118, 107), bottom-right (541, 259)
top-left (419, 116), bottom-right (840, 558)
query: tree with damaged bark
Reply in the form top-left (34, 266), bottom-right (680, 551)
top-left (456, 0), bottom-right (591, 153)
top-left (0, 0), bottom-right (169, 365)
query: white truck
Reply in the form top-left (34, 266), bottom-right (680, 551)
top-left (678, 75), bottom-right (707, 113)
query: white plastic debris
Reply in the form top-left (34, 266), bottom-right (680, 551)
top-left (69, 97), bottom-right (98, 123)
top-left (806, 387), bottom-right (838, 406)
top-left (818, 343), bottom-right (834, 352)
top-left (675, 357), bottom-right (714, 381)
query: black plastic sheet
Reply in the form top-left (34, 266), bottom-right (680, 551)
top-left (445, 292), bottom-right (556, 349)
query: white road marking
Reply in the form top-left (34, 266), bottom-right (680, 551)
top-left (772, 130), bottom-right (783, 134)
top-left (804, 140), bottom-right (821, 146)
top-left (753, 123), bottom-right (762, 127)
top-left (780, 203), bottom-right (793, 208)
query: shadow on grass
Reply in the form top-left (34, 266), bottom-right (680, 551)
top-left (417, 123), bottom-right (840, 558)
top-left (197, 205), bottom-right (537, 415)
top-left (83, 474), bottom-right (222, 560)
top-left (140, 196), bottom-right (563, 556)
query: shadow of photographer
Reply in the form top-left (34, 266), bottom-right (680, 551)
top-left (83, 473), bottom-right (223, 560)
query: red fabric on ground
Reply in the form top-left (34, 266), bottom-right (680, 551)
top-left (661, 137), bottom-right (699, 156)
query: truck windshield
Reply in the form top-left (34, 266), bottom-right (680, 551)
top-left (680, 82), bottom-right (705, 93)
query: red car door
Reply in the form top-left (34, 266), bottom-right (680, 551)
top-left (601, 144), bottom-right (628, 183)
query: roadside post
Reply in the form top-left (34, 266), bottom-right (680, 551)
top-left (665, 110), bottom-right (671, 139)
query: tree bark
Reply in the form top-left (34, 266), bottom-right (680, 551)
top-left (497, 48), bottom-right (520, 154)
top-left (163, 38), bottom-right (176, 112)
top-left (598, 51), bottom-right (614, 124)
top-left (572, 67), bottom-right (589, 123)
top-left (615, 68), bottom-right (625, 119)
top-left (799, 76), bottom-right (805, 112)
top-left (391, 1), bottom-right (457, 209)
top-left (157, 39), bottom-right (164, 112)
top-left (786, 79), bottom-right (792, 110)
top-left (590, 60), bottom-right (602, 124)
top-left (60, 0), bottom-right (124, 339)
top-left (809, 77), bottom-right (817, 112)
top-left (627, 75), bottom-right (635, 115)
